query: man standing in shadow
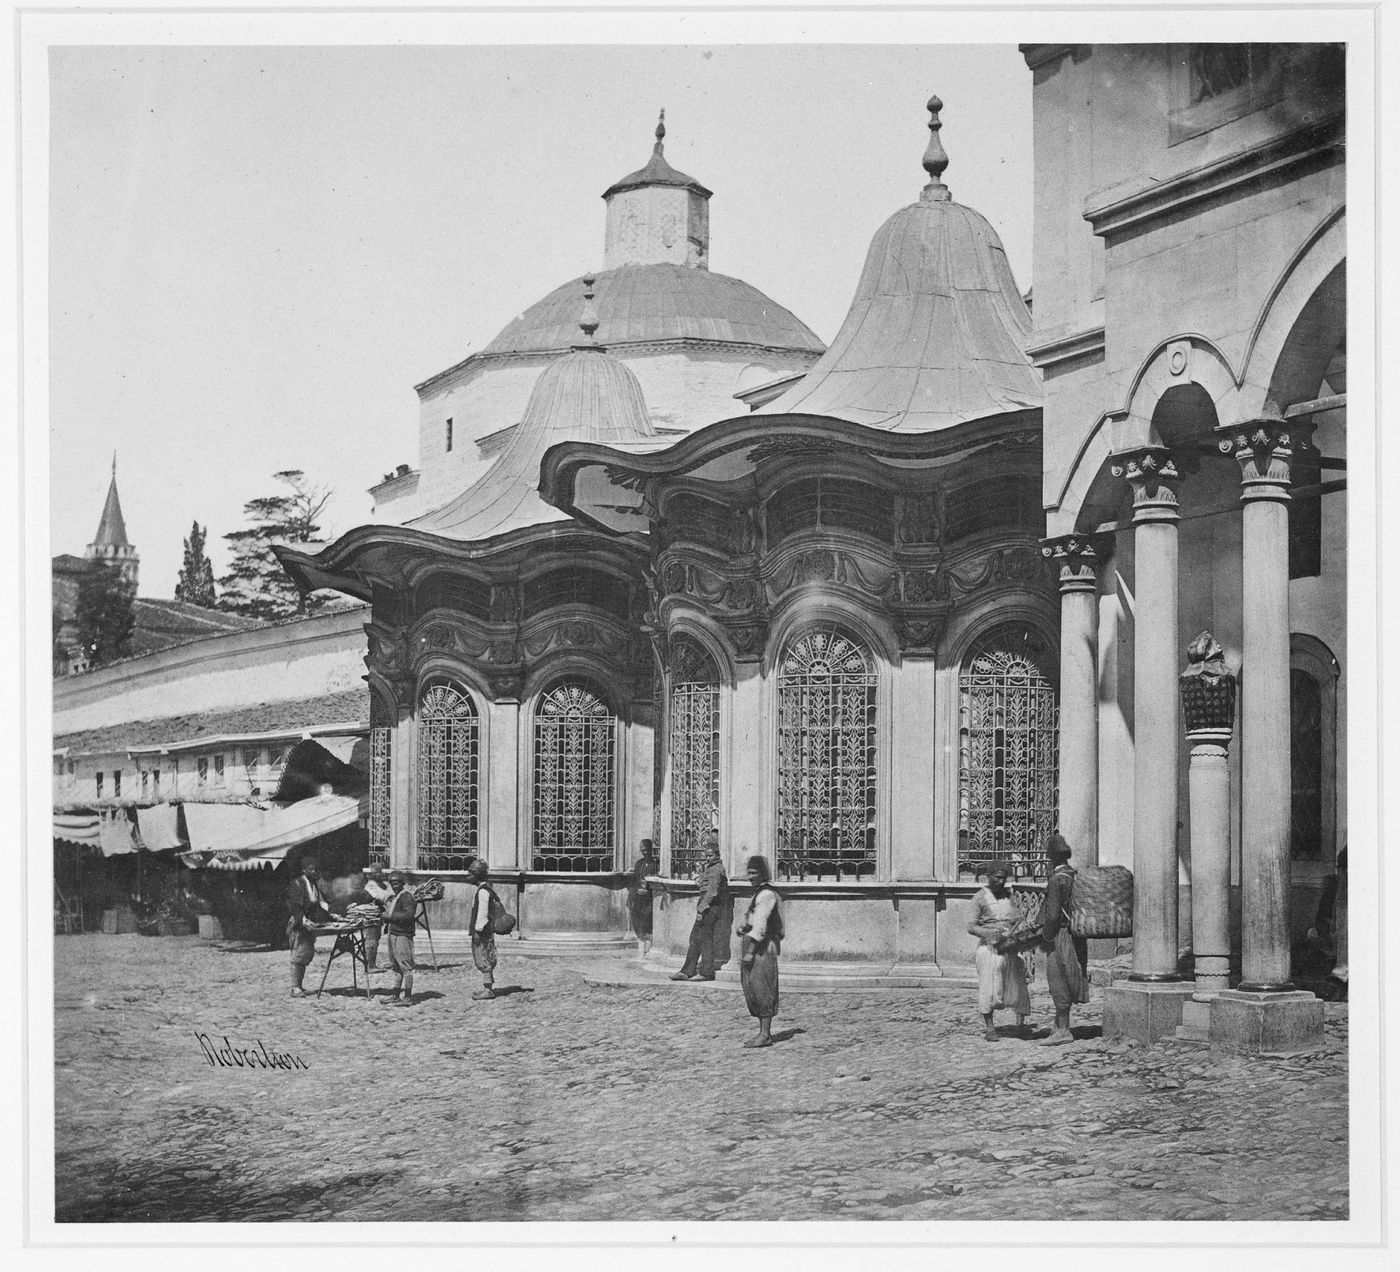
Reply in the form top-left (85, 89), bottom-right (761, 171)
top-left (671, 834), bottom-right (729, 982)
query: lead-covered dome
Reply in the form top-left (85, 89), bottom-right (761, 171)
top-left (760, 96), bottom-right (1040, 432)
top-left (482, 263), bottom-right (825, 357)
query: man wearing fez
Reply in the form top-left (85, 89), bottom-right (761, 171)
top-left (382, 869), bottom-right (418, 1006)
top-left (671, 834), bottom-right (729, 982)
top-left (362, 865), bottom-right (393, 971)
top-left (287, 857), bottom-right (333, 998)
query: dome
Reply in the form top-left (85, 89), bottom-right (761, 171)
top-left (481, 264), bottom-right (825, 357)
top-left (760, 97), bottom-right (1040, 432)
top-left (410, 295), bottom-right (658, 543)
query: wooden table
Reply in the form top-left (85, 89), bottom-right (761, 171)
top-left (308, 920), bottom-right (371, 1001)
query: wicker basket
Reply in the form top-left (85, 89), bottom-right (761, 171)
top-left (1067, 866), bottom-right (1134, 938)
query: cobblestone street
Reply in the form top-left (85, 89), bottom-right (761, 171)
top-left (53, 935), bottom-right (1348, 1224)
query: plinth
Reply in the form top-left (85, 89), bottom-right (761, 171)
top-left (1103, 980), bottom-right (1197, 1044)
top-left (1208, 988), bottom-right (1324, 1055)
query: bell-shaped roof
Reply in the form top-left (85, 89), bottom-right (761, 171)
top-left (602, 109), bottom-right (712, 200)
top-left (409, 280), bottom-right (658, 543)
top-left (91, 456), bottom-right (131, 548)
top-left (759, 96), bottom-right (1040, 432)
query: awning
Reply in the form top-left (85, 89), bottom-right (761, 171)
top-left (54, 812), bottom-right (101, 849)
top-left (179, 794), bottom-right (366, 872)
top-left (136, 803), bottom-right (186, 853)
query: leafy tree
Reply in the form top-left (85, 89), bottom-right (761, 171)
top-left (74, 562), bottom-right (136, 668)
top-left (217, 470), bottom-right (334, 621)
top-left (174, 520), bottom-right (218, 608)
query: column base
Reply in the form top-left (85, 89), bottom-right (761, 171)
top-left (1103, 980), bottom-right (1197, 1044)
top-left (1208, 989), bottom-right (1324, 1056)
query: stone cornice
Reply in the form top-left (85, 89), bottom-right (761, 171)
top-left (1025, 326), bottom-right (1106, 370)
top-left (1084, 112), bottom-right (1344, 243)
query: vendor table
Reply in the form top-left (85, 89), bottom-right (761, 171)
top-left (308, 919), bottom-right (371, 1001)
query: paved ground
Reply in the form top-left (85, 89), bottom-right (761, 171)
top-left (52, 934), bottom-right (1347, 1224)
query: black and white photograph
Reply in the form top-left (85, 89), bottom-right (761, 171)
top-left (17, 0), bottom-right (1390, 1254)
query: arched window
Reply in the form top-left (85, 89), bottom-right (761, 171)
top-left (959, 623), bottom-right (1058, 879)
top-left (775, 627), bottom-right (877, 880)
top-left (533, 680), bottom-right (617, 872)
top-left (416, 680), bottom-right (480, 871)
top-left (669, 638), bottom-right (720, 878)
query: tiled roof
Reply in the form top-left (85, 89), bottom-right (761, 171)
top-left (481, 264), bottom-right (825, 357)
top-left (92, 472), bottom-right (130, 547)
top-left (54, 687), bottom-right (370, 756)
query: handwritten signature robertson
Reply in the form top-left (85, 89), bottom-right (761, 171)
top-left (195, 1031), bottom-right (309, 1071)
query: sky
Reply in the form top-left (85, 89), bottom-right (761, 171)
top-left (48, 42), bottom-right (1033, 598)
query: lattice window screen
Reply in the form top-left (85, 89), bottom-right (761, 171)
top-left (958, 624), bottom-right (1058, 879)
top-left (775, 627), bottom-right (878, 880)
top-left (669, 639), bottom-right (720, 878)
top-left (532, 682), bottom-right (617, 872)
top-left (369, 725), bottom-right (392, 868)
top-left (416, 681), bottom-right (480, 872)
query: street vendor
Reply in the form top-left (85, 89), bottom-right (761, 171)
top-left (362, 865), bottom-right (393, 971)
top-left (381, 869), bottom-right (417, 1007)
top-left (287, 858), bottom-right (333, 999)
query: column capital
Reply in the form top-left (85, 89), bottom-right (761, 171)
top-left (1110, 446), bottom-right (1180, 524)
top-left (1216, 417), bottom-right (1316, 503)
top-left (1040, 532), bottom-right (1110, 593)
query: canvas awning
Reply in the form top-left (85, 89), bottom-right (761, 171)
top-left (179, 794), bottom-right (366, 872)
top-left (53, 812), bottom-right (101, 849)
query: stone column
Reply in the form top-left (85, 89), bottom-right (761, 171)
top-left (1111, 447), bottom-right (1182, 981)
top-left (1041, 534), bottom-right (1105, 865)
top-left (1216, 420), bottom-right (1309, 990)
top-left (1178, 632), bottom-right (1237, 992)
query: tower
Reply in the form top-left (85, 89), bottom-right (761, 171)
top-left (602, 109), bottom-right (712, 269)
top-left (85, 455), bottom-right (139, 590)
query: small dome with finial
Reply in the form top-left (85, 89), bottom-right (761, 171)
top-left (409, 279), bottom-right (656, 542)
top-left (758, 93), bottom-right (1039, 433)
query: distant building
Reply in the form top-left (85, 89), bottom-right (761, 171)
top-left (52, 460), bottom-right (260, 675)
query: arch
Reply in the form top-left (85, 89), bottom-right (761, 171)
top-left (664, 609), bottom-right (737, 689)
top-left (942, 596), bottom-right (1059, 671)
top-left (956, 619), bottom-right (1060, 880)
top-left (1240, 207), bottom-right (1346, 419)
top-left (1120, 335), bottom-right (1240, 450)
top-left (773, 623), bottom-right (879, 881)
top-left (530, 675), bottom-right (620, 872)
top-left (667, 635), bottom-right (723, 878)
top-left (415, 678), bottom-right (482, 872)
top-left (766, 590), bottom-right (898, 676)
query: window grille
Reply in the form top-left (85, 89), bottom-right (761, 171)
top-left (532, 681), bottom-right (617, 872)
top-left (945, 474), bottom-right (1039, 542)
top-left (197, 757), bottom-right (209, 784)
top-left (369, 725), bottom-right (392, 869)
top-left (213, 755), bottom-right (225, 786)
top-left (152, 768), bottom-right (160, 796)
top-left (1290, 669), bottom-right (1324, 861)
top-left (775, 628), bottom-right (878, 880)
top-left (112, 770), bottom-right (122, 798)
top-left (958, 623), bottom-right (1058, 879)
top-left (414, 573), bottom-right (492, 622)
top-left (669, 639), bottom-right (720, 878)
top-left (766, 477), bottom-right (893, 545)
top-left (416, 681), bottom-right (480, 872)
top-left (141, 770), bottom-right (148, 797)
top-left (95, 772), bottom-right (103, 799)
top-left (523, 567), bottom-right (630, 620)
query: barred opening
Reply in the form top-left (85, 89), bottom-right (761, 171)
top-left (416, 680), bottom-right (480, 872)
top-left (958, 623), bottom-right (1058, 879)
top-left (669, 638), bottom-right (720, 878)
top-left (532, 680), bottom-right (617, 872)
top-left (775, 627), bottom-right (877, 880)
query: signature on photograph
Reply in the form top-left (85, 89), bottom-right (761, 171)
top-left (194, 1032), bottom-right (309, 1071)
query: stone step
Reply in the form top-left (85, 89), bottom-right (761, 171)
top-left (580, 958), bottom-right (980, 993)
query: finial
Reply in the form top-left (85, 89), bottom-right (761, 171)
top-left (576, 274), bottom-right (601, 349)
top-left (921, 94), bottom-right (951, 202)
top-left (654, 108), bottom-right (666, 152)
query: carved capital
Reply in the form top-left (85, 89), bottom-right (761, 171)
top-left (1040, 533), bottom-right (1108, 594)
top-left (1216, 418), bottom-right (1314, 503)
top-left (1111, 446), bottom-right (1180, 524)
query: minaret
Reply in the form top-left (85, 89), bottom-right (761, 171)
top-left (602, 109), bottom-right (713, 270)
top-left (85, 454), bottom-right (139, 590)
